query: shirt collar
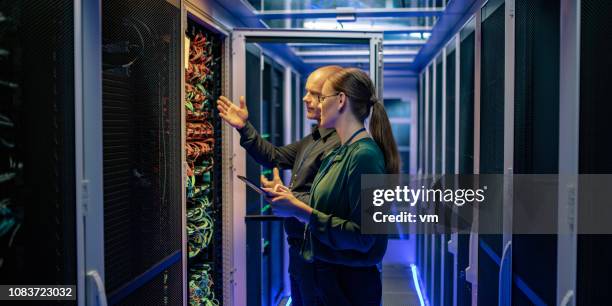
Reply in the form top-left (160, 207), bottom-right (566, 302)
top-left (311, 125), bottom-right (335, 141)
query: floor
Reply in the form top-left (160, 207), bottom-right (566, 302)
top-left (382, 264), bottom-right (422, 306)
top-left (278, 263), bottom-right (421, 306)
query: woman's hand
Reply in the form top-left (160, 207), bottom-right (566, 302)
top-left (261, 167), bottom-right (283, 189)
top-left (263, 184), bottom-right (313, 224)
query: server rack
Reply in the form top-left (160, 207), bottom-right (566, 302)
top-left (98, 2), bottom-right (232, 305)
top-left (512, 0), bottom-right (560, 305)
top-left (427, 65), bottom-right (433, 175)
top-left (435, 57), bottom-right (443, 175)
top-left (445, 44), bottom-right (456, 176)
top-left (101, 1), bottom-right (183, 304)
top-left (416, 70), bottom-right (423, 290)
top-left (184, 15), bottom-right (225, 306)
top-left (0, 0), bottom-right (78, 300)
top-left (477, 1), bottom-right (505, 304)
top-left (418, 0), bottom-right (612, 305)
top-left (458, 22), bottom-right (475, 178)
top-left (443, 39), bottom-right (456, 306)
top-left (457, 20), bottom-right (476, 306)
top-left (243, 48), bottom-right (287, 306)
top-left (575, 0), bottom-right (612, 304)
top-left (239, 43), bottom-right (309, 305)
top-left (419, 73), bottom-right (425, 175)
top-left (418, 13), bottom-right (479, 306)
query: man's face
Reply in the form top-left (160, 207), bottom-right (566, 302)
top-left (302, 72), bottom-right (326, 121)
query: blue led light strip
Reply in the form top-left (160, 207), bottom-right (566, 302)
top-left (513, 275), bottom-right (547, 306)
top-left (410, 264), bottom-right (430, 306)
top-left (479, 239), bottom-right (501, 266)
top-left (479, 240), bottom-right (546, 305)
top-left (108, 250), bottom-right (181, 305)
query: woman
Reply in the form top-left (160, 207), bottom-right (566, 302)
top-left (264, 68), bottom-right (400, 305)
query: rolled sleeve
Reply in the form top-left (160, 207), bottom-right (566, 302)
top-left (238, 121), bottom-right (301, 169)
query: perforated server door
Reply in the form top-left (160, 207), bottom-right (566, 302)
top-left (577, 1), bottom-right (612, 304)
top-left (457, 22), bottom-right (475, 306)
top-left (511, 1), bottom-right (560, 305)
top-left (0, 0), bottom-right (78, 302)
top-left (101, 1), bottom-right (183, 304)
top-left (477, 1), bottom-right (506, 304)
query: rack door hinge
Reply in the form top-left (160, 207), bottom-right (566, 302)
top-left (81, 179), bottom-right (89, 216)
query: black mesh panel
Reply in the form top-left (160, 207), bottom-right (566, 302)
top-left (428, 65), bottom-right (434, 174)
top-left (456, 29), bottom-right (475, 306)
top-left (478, 3), bottom-right (505, 305)
top-left (446, 50), bottom-right (456, 174)
top-left (435, 60), bottom-right (443, 173)
top-left (479, 4), bottom-right (505, 175)
top-left (116, 260), bottom-right (183, 306)
top-left (458, 33), bottom-right (474, 175)
top-left (512, 1), bottom-right (560, 305)
top-left (418, 77), bottom-right (423, 172)
top-left (0, 2), bottom-right (77, 305)
top-left (577, 1), bottom-right (612, 305)
top-left (102, 0), bottom-right (182, 304)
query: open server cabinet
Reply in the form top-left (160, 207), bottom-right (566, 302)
top-left (85, 1), bottom-right (231, 305)
top-left (229, 28), bottom-right (383, 306)
top-left (182, 3), bottom-right (231, 306)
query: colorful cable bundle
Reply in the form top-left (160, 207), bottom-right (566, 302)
top-left (187, 195), bottom-right (214, 258)
top-left (185, 27), bottom-right (220, 304)
top-left (188, 264), bottom-right (219, 306)
top-left (0, 199), bottom-right (16, 237)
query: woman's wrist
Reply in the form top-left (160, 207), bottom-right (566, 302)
top-left (296, 204), bottom-right (314, 224)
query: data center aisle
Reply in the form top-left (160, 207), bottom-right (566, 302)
top-left (382, 264), bottom-right (421, 306)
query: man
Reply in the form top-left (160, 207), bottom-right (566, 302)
top-left (216, 65), bottom-right (342, 306)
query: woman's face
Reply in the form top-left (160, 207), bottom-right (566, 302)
top-left (319, 81), bottom-right (342, 128)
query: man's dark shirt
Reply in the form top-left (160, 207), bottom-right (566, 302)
top-left (238, 121), bottom-right (340, 242)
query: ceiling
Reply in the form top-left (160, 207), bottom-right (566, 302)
top-left (240, 0), bottom-right (448, 76)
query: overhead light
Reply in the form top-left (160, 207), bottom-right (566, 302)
top-left (303, 20), bottom-right (340, 30)
top-left (337, 14), bottom-right (356, 22)
top-left (295, 49), bottom-right (419, 57)
top-left (303, 19), bottom-right (429, 32)
top-left (303, 58), bottom-right (414, 64)
top-left (336, 7), bottom-right (356, 22)
top-left (408, 32), bottom-right (432, 39)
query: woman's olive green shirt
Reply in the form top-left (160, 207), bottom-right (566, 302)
top-left (302, 137), bottom-right (388, 267)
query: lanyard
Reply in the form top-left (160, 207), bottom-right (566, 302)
top-left (346, 127), bottom-right (367, 144)
top-left (302, 127), bottom-right (367, 256)
top-left (310, 127), bottom-right (366, 207)
top-left (317, 127), bottom-right (365, 179)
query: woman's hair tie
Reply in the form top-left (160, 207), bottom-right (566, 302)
top-left (369, 96), bottom-right (378, 106)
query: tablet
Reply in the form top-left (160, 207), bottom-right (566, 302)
top-left (237, 175), bottom-right (266, 195)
